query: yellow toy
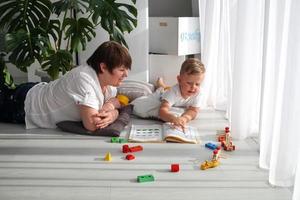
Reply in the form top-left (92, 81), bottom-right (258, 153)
top-left (104, 152), bottom-right (112, 161)
top-left (201, 147), bottom-right (221, 170)
top-left (117, 94), bottom-right (129, 106)
top-left (200, 159), bottom-right (220, 170)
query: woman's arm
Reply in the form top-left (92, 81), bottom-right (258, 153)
top-left (79, 105), bottom-right (101, 131)
top-left (79, 104), bottom-right (119, 131)
top-left (101, 97), bottom-right (121, 112)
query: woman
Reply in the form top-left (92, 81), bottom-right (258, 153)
top-left (0, 41), bottom-right (131, 131)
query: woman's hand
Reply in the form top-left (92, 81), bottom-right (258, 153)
top-left (93, 109), bottom-right (119, 129)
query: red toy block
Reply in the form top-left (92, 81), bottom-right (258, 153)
top-left (126, 154), bottom-right (135, 160)
top-left (129, 145), bottom-right (143, 152)
top-left (122, 144), bottom-right (130, 153)
top-left (171, 164), bottom-right (180, 172)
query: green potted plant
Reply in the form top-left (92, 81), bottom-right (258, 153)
top-left (0, 0), bottom-right (137, 86)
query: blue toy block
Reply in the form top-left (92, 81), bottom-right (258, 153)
top-left (205, 142), bottom-right (218, 150)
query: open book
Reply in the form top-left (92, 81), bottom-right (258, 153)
top-left (128, 123), bottom-right (200, 144)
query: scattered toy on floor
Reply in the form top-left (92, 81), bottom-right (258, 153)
top-left (126, 154), bottom-right (135, 160)
top-left (104, 152), bottom-right (112, 161)
top-left (111, 137), bottom-right (128, 143)
top-left (122, 144), bottom-right (143, 153)
top-left (205, 142), bottom-right (219, 150)
top-left (137, 174), bottom-right (155, 183)
top-left (171, 164), bottom-right (180, 172)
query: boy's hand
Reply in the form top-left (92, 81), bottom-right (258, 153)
top-left (170, 116), bottom-right (187, 133)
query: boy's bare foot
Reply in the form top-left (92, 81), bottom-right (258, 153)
top-left (156, 77), bottom-right (169, 89)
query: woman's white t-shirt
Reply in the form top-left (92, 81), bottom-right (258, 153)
top-left (24, 65), bottom-right (116, 129)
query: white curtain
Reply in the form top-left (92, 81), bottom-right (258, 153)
top-left (259, 0), bottom-right (300, 188)
top-left (197, 0), bottom-right (232, 111)
top-left (198, 0), bottom-right (300, 198)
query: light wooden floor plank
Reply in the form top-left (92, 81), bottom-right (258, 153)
top-left (0, 110), bottom-right (292, 200)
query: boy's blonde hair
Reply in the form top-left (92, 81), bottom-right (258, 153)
top-left (180, 58), bottom-right (205, 75)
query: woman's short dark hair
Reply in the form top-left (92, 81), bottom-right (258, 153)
top-left (87, 41), bottom-right (132, 74)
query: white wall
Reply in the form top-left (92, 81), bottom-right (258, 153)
top-left (79, 0), bottom-right (149, 82)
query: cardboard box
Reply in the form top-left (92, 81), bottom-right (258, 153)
top-left (149, 17), bottom-right (201, 56)
top-left (149, 54), bottom-right (186, 86)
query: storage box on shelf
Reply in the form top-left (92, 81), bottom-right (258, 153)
top-left (149, 17), bottom-right (201, 56)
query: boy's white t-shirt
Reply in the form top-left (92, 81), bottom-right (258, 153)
top-left (24, 65), bottom-right (117, 129)
top-left (131, 84), bottom-right (202, 119)
top-left (161, 84), bottom-right (202, 108)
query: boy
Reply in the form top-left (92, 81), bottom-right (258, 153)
top-left (131, 58), bottom-right (205, 130)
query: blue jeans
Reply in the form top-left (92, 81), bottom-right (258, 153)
top-left (0, 82), bottom-right (38, 123)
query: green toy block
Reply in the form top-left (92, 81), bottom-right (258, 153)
top-left (111, 137), bottom-right (120, 143)
top-left (118, 138), bottom-right (128, 143)
top-left (137, 174), bottom-right (155, 183)
top-left (111, 137), bottom-right (128, 143)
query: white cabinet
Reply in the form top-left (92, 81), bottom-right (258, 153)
top-left (149, 54), bottom-right (186, 86)
top-left (149, 17), bottom-right (201, 56)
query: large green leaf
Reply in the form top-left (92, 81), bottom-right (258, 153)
top-left (52, 0), bottom-right (89, 16)
top-left (63, 17), bottom-right (96, 52)
top-left (41, 49), bottom-right (73, 80)
top-left (0, 0), bottom-right (137, 83)
top-left (0, 0), bottom-right (52, 31)
top-left (6, 29), bottom-right (50, 71)
top-left (89, 0), bottom-right (137, 47)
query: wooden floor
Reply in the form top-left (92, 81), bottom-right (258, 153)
top-left (0, 110), bottom-right (292, 200)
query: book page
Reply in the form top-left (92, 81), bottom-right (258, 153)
top-left (129, 124), bottom-right (164, 143)
top-left (163, 123), bottom-right (201, 144)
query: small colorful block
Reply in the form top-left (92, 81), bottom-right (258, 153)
top-left (137, 174), bottom-right (155, 183)
top-left (111, 137), bottom-right (120, 143)
top-left (205, 142), bottom-right (218, 150)
top-left (125, 154), bottom-right (135, 160)
top-left (171, 164), bottom-right (180, 172)
top-left (122, 144), bottom-right (130, 153)
top-left (129, 145), bottom-right (143, 152)
top-left (104, 152), bottom-right (112, 161)
top-left (118, 138), bottom-right (128, 143)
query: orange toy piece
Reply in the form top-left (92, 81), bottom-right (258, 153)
top-left (217, 127), bottom-right (230, 142)
top-left (221, 127), bottom-right (236, 151)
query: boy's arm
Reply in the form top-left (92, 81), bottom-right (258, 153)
top-left (158, 100), bottom-right (177, 123)
top-left (159, 100), bottom-right (188, 132)
top-left (181, 106), bottom-right (199, 123)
